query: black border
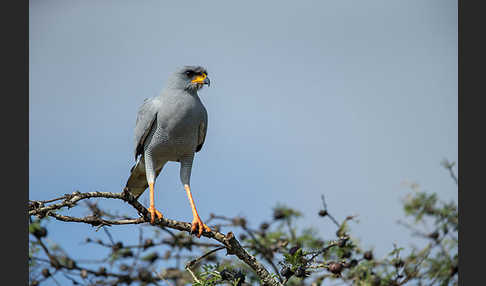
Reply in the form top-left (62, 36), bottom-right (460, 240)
top-left (458, 0), bottom-right (481, 285)
top-left (4, 0), bottom-right (28, 284)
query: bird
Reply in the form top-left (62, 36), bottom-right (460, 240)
top-left (124, 66), bottom-right (211, 237)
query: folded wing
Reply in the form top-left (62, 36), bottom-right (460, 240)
top-left (133, 97), bottom-right (160, 160)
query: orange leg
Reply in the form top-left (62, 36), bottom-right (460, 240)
top-left (184, 184), bottom-right (211, 237)
top-left (148, 182), bottom-right (163, 224)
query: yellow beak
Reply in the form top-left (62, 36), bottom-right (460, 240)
top-left (191, 73), bottom-right (210, 86)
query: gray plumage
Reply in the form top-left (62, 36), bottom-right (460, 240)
top-left (124, 66), bottom-right (210, 198)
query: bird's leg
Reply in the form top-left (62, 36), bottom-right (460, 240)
top-left (184, 184), bottom-right (211, 237)
top-left (148, 182), bottom-right (163, 224)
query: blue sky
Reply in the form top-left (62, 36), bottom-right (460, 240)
top-left (30, 0), bottom-right (457, 282)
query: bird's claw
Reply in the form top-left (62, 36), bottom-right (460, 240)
top-left (148, 205), bottom-right (163, 224)
top-left (191, 216), bottom-right (211, 238)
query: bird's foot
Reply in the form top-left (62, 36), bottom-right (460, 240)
top-left (148, 205), bottom-right (163, 224)
top-left (191, 216), bottom-right (211, 238)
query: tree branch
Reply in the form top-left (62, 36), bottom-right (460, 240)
top-left (48, 212), bottom-right (145, 226)
top-left (29, 190), bottom-right (283, 286)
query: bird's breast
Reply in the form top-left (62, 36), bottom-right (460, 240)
top-left (149, 95), bottom-right (203, 157)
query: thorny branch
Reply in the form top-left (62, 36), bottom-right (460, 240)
top-left (29, 190), bottom-right (283, 286)
top-left (29, 162), bottom-right (458, 286)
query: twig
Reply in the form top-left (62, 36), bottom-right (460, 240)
top-left (103, 227), bottom-right (115, 245)
top-left (441, 159), bottom-right (458, 185)
top-left (306, 237), bottom-right (347, 264)
top-left (184, 246), bottom-right (226, 284)
top-left (186, 267), bottom-right (201, 284)
top-left (185, 246), bottom-right (226, 270)
top-left (321, 195), bottom-right (340, 228)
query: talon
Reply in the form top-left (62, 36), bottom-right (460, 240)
top-left (191, 216), bottom-right (211, 238)
top-left (148, 205), bottom-right (163, 224)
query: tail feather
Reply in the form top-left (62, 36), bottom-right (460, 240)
top-left (124, 158), bottom-right (163, 199)
top-left (124, 159), bottom-right (149, 199)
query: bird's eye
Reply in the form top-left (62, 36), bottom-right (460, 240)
top-left (185, 71), bottom-right (193, 77)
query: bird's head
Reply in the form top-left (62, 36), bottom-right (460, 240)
top-left (168, 66), bottom-right (210, 92)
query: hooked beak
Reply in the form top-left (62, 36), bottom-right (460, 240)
top-left (203, 76), bottom-right (210, 87)
top-left (191, 73), bottom-right (210, 87)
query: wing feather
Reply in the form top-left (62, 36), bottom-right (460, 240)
top-left (133, 98), bottom-right (160, 159)
top-left (196, 107), bottom-right (208, 153)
